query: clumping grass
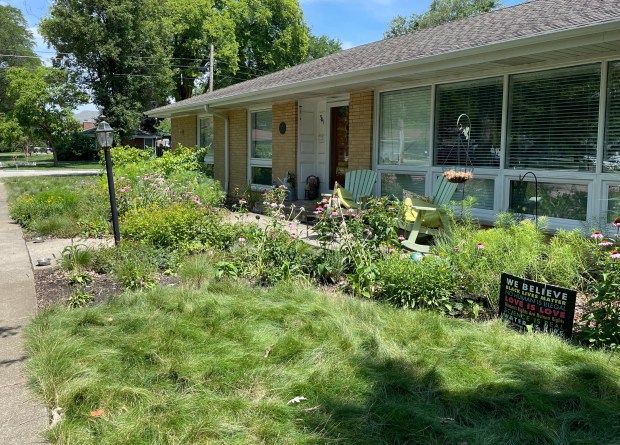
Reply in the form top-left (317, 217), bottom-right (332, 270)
top-left (4, 176), bottom-right (109, 237)
top-left (26, 266), bottom-right (620, 445)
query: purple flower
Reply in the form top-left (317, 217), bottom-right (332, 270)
top-left (238, 237), bottom-right (246, 243)
top-left (476, 242), bottom-right (484, 250)
top-left (613, 217), bottom-right (620, 228)
top-left (611, 250), bottom-right (620, 259)
top-left (591, 231), bottom-right (603, 239)
top-left (599, 240), bottom-right (613, 246)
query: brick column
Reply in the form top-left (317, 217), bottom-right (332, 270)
top-left (228, 109), bottom-right (248, 193)
top-left (348, 91), bottom-right (374, 171)
top-left (272, 101), bottom-right (298, 185)
top-left (213, 116), bottom-right (226, 188)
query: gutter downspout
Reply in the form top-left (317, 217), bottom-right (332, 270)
top-left (205, 105), bottom-right (229, 193)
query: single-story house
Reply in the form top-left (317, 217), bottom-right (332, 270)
top-left (148, 0), bottom-right (620, 230)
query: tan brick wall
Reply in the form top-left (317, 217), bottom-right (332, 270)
top-left (348, 91), bottom-right (374, 171)
top-left (213, 116), bottom-right (226, 188)
top-left (171, 115), bottom-right (197, 148)
top-left (228, 109), bottom-right (248, 193)
top-left (272, 101), bottom-right (297, 185)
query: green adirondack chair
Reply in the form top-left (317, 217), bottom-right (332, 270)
top-left (333, 169), bottom-right (377, 209)
top-left (400, 176), bottom-right (458, 253)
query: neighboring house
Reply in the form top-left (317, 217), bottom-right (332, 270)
top-left (148, 0), bottom-right (620, 230)
top-left (81, 128), bottom-right (165, 151)
top-left (74, 110), bottom-right (99, 130)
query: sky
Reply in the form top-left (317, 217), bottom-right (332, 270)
top-left (1, 0), bottom-right (524, 110)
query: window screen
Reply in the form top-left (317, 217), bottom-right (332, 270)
top-left (507, 64), bottom-right (601, 171)
top-left (434, 77), bottom-right (503, 168)
top-left (379, 87), bottom-right (431, 166)
top-left (605, 61), bottom-right (620, 172)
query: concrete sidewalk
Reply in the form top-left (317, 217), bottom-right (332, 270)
top-left (0, 168), bottom-right (101, 178)
top-left (0, 182), bottom-right (48, 444)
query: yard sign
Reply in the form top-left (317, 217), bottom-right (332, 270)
top-left (498, 273), bottom-right (576, 338)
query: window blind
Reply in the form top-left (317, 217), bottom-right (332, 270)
top-left (507, 64), bottom-right (601, 171)
top-left (605, 61), bottom-right (620, 172)
top-left (434, 77), bottom-right (503, 168)
top-left (199, 117), bottom-right (214, 156)
top-left (379, 87), bottom-right (431, 166)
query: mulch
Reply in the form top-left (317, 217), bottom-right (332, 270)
top-left (34, 269), bottom-right (179, 309)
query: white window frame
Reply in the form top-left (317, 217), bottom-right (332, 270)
top-left (197, 115), bottom-right (214, 172)
top-left (248, 108), bottom-right (273, 189)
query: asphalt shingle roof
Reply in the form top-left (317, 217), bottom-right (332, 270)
top-left (149, 0), bottom-right (620, 115)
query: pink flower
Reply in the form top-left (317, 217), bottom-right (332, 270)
top-left (238, 237), bottom-right (246, 243)
top-left (278, 214), bottom-right (285, 219)
top-left (476, 242), bottom-right (484, 250)
top-left (611, 250), bottom-right (620, 259)
top-left (398, 235), bottom-right (405, 241)
top-left (599, 240), bottom-right (613, 246)
top-left (290, 233), bottom-right (297, 239)
top-left (119, 186), bottom-right (130, 192)
top-left (239, 199), bottom-right (247, 205)
top-left (331, 211), bottom-right (338, 217)
top-left (376, 201), bottom-right (382, 205)
top-left (591, 231), bottom-right (603, 239)
top-left (321, 198), bottom-right (328, 204)
top-left (388, 248), bottom-right (395, 253)
top-left (270, 202), bottom-right (277, 208)
top-left (613, 217), bottom-right (620, 228)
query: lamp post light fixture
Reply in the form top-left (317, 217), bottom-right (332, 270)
top-left (96, 117), bottom-right (121, 245)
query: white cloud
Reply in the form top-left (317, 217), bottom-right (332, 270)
top-left (341, 40), bottom-right (355, 50)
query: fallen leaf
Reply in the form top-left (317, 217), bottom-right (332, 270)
top-left (264, 345), bottom-right (273, 359)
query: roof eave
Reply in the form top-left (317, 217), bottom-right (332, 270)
top-left (148, 20), bottom-right (620, 117)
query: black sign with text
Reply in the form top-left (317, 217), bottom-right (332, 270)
top-left (498, 273), bottom-right (577, 338)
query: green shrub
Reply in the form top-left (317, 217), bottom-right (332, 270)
top-left (56, 133), bottom-right (99, 161)
top-left (120, 202), bottom-right (221, 249)
top-left (375, 254), bottom-right (457, 311)
top-left (106, 145), bottom-right (151, 168)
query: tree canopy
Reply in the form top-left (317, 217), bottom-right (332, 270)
top-left (40, 0), bottom-right (173, 139)
top-left (5, 67), bottom-right (87, 164)
top-left (384, 0), bottom-right (503, 38)
top-left (0, 5), bottom-right (40, 116)
top-left (38, 0), bottom-right (342, 136)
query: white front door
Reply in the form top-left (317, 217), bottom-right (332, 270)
top-left (297, 100), bottom-right (328, 197)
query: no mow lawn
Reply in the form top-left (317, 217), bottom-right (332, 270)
top-left (27, 272), bottom-right (620, 445)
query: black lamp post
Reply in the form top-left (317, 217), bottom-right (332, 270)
top-left (96, 117), bottom-right (120, 245)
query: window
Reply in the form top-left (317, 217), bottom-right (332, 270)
top-left (450, 178), bottom-right (495, 210)
top-left (379, 87), bottom-right (431, 166)
top-left (507, 64), bottom-right (601, 171)
top-left (509, 180), bottom-right (588, 221)
top-left (607, 185), bottom-right (620, 223)
top-left (199, 116), bottom-right (214, 177)
top-left (380, 173), bottom-right (426, 200)
top-left (250, 110), bottom-right (272, 186)
top-left (434, 77), bottom-right (503, 168)
top-left (605, 61), bottom-right (620, 172)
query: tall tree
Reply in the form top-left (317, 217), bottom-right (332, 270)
top-left (6, 67), bottom-right (87, 165)
top-left (0, 5), bottom-right (40, 115)
top-left (306, 34), bottom-right (342, 62)
top-left (217, 0), bottom-right (310, 87)
top-left (163, 0), bottom-right (238, 101)
top-left (40, 0), bottom-right (173, 139)
top-left (384, 0), bottom-right (503, 38)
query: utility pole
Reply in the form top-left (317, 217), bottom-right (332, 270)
top-left (209, 44), bottom-right (214, 93)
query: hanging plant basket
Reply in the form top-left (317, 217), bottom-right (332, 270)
top-left (443, 168), bottom-right (473, 184)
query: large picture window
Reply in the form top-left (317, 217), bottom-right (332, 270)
top-left (434, 77), bottom-right (503, 168)
top-left (199, 116), bottom-right (214, 177)
top-left (379, 87), bottom-right (431, 166)
top-left (250, 110), bottom-right (272, 186)
top-left (605, 61), bottom-right (620, 172)
top-left (507, 64), bottom-right (601, 171)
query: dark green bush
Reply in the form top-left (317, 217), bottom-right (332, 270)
top-left (56, 133), bottom-right (99, 161)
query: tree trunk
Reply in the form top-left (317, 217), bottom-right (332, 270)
top-left (50, 140), bottom-right (58, 166)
